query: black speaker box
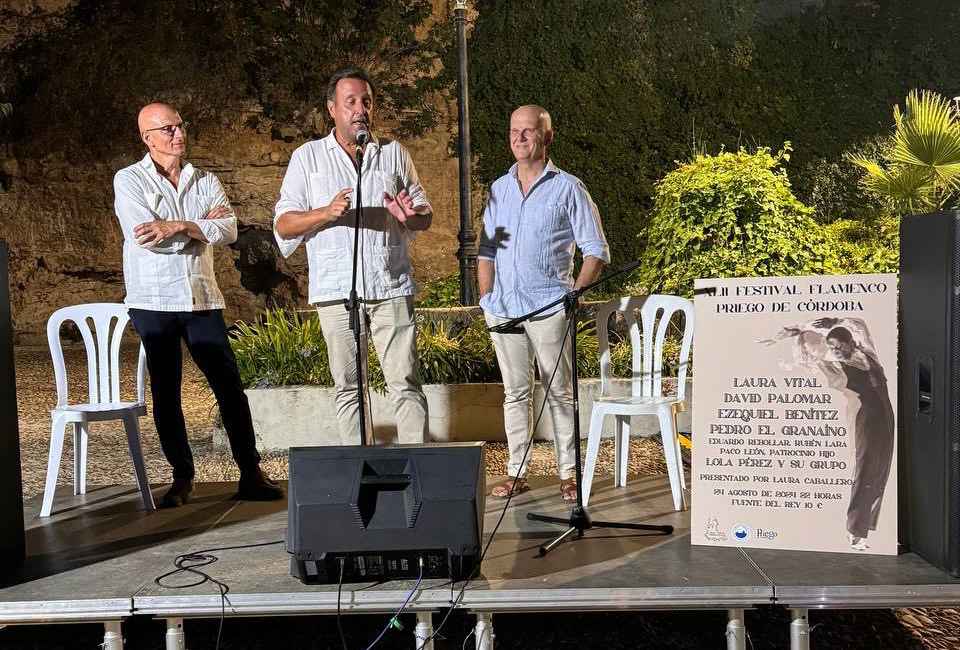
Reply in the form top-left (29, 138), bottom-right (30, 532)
top-left (899, 211), bottom-right (960, 576)
top-left (287, 443), bottom-right (484, 584)
top-left (0, 241), bottom-right (25, 574)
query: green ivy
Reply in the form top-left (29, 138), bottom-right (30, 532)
top-left (822, 214), bottom-right (900, 275)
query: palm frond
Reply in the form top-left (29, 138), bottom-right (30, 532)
top-left (891, 90), bottom-right (960, 170)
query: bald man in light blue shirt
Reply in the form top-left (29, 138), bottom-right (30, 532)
top-left (479, 105), bottom-right (609, 502)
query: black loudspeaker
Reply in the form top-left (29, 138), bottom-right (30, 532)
top-left (0, 241), bottom-right (25, 574)
top-left (287, 443), bottom-right (485, 584)
top-left (900, 211), bottom-right (960, 576)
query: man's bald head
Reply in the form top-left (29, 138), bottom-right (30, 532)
top-left (138, 102), bottom-right (180, 134)
top-left (137, 102), bottom-right (186, 160)
top-left (509, 104), bottom-right (553, 164)
top-left (511, 105), bottom-right (552, 133)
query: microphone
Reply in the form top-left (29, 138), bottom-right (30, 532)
top-left (355, 128), bottom-right (369, 165)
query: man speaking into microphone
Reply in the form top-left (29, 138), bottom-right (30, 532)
top-left (274, 67), bottom-right (432, 445)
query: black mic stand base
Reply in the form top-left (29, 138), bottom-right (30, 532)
top-left (494, 259), bottom-right (675, 557)
top-left (527, 507), bottom-right (673, 557)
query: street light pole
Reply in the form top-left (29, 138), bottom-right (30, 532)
top-left (454, 0), bottom-right (478, 305)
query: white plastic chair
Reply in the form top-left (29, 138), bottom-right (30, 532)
top-left (581, 295), bottom-right (694, 511)
top-left (41, 303), bottom-right (155, 517)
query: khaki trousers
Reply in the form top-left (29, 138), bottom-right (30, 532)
top-left (485, 310), bottom-right (576, 480)
top-left (316, 296), bottom-right (428, 444)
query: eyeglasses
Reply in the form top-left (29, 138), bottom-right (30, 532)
top-left (142, 121), bottom-right (189, 137)
top-left (509, 127), bottom-right (538, 141)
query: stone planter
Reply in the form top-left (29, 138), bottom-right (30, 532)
top-left (214, 379), bottom-right (693, 452)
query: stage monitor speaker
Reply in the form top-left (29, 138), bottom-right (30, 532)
top-left (287, 442), bottom-right (484, 584)
top-left (900, 210), bottom-right (960, 576)
top-left (0, 240), bottom-right (25, 574)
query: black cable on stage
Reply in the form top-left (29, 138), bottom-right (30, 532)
top-left (154, 539), bottom-right (285, 650)
top-left (363, 558), bottom-right (424, 650)
top-left (408, 311), bottom-right (575, 650)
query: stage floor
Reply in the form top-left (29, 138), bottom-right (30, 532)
top-left (1, 475), bottom-right (959, 625)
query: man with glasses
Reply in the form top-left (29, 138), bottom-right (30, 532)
top-left (274, 67), bottom-right (431, 445)
top-left (479, 105), bottom-right (609, 502)
top-left (113, 102), bottom-right (283, 507)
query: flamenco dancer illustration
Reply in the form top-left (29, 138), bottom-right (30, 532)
top-left (761, 317), bottom-right (895, 551)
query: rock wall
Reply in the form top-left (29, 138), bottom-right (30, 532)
top-left (0, 2), bottom-right (467, 343)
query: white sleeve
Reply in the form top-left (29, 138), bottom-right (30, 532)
top-left (399, 146), bottom-right (432, 212)
top-left (273, 149), bottom-right (310, 259)
top-left (195, 174), bottom-right (238, 247)
top-left (113, 169), bottom-right (188, 254)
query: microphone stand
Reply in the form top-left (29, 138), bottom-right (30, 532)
top-left (346, 135), bottom-right (370, 446)
top-left (488, 260), bottom-right (673, 556)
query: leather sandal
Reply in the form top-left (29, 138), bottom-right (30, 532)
top-left (490, 476), bottom-right (529, 499)
top-left (560, 478), bottom-right (578, 502)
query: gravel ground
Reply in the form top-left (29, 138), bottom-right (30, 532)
top-left (7, 345), bottom-right (959, 649)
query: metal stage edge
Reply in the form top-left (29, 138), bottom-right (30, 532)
top-left (1, 478), bottom-right (959, 650)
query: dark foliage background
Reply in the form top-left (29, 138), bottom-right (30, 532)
top-left (0, 0), bottom-right (451, 156)
top-left (460, 0), bottom-right (960, 268)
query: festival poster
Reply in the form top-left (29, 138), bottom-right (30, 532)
top-left (690, 274), bottom-right (898, 554)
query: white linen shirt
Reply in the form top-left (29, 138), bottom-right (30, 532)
top-left (113, 154), bottom-right (237, 312)
top-left (273, 131), bottom-right (431, 304)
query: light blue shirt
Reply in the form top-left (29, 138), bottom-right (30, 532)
top-left (479, 160), bottom-right (610, 319)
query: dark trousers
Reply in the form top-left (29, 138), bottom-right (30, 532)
top-left (129, 309), bottom-right (260, 480)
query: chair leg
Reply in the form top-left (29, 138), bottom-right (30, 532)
top-left (581, 409), bottom-right (606, 508)
top-left (121, 412), bottom-right (156, 512)
top-left (674, 426), bottom-right (687, 492)
top-left (657, 406), bottom-right (684, 512)
top-left (616, 415), bottom-right (631, 488)
top-left (73, 422), bottom-right (89, 496)
top-left (41, 414), bottom-right (68, 517)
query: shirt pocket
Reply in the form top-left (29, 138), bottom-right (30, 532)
top-left (535, 203), bottom-right (567, 274)
top-left (309, 248), bottom-right (346, 295)
top-left (377, 171), bottom-right (400, 198)
top-left (310, 172), bottom-right (340, 210)
top-left (371, 244), bottom-right (411, 290)
top-left (144, 192), bottom-right (165, 219)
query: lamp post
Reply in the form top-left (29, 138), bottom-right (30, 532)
top-left (454, 0), bottom-right (478, 305)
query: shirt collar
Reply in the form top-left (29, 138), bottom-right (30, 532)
top-left (324, 128), bottom-right (381, 151)
top-left (509, 159), bottom-right (558, 190)
top-left (139, 153), bottom-right (194, 188)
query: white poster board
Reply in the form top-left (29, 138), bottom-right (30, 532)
top-left (691, 274), bottom-right (898, 554)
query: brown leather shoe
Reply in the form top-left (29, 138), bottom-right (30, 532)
top-left (160, 478), bottom-right (194, 508)
top-left (236, 466), bottom-right (284, 501)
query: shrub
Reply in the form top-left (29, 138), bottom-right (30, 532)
top-left (822, 214), bottom-right (899, 275)
top-left (416, 273), bottom-right (461, 307)
top-left (231, 309), bottom-right (333, 389)
top-left (231, 308), bottom-right (655, 389)
top-left (636, 145), bottom-right (832, 296)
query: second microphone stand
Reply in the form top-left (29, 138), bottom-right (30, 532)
top-left (488, 260), bottom-right (674, 556)
top-left (346, 135), bottom-right (370, 446)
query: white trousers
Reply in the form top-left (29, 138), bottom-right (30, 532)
top-left (316, 296), bottom-right (428, 444)
top-left (485, 310), bottom-right (576, 480)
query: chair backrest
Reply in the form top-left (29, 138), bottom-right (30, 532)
top-left (46, 303), bottom-right (146, 408)
top-left (596, 295), bottom-right (695, 400)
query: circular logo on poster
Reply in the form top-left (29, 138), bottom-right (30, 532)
top-left (731, 524), bottom-right (751, 542)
